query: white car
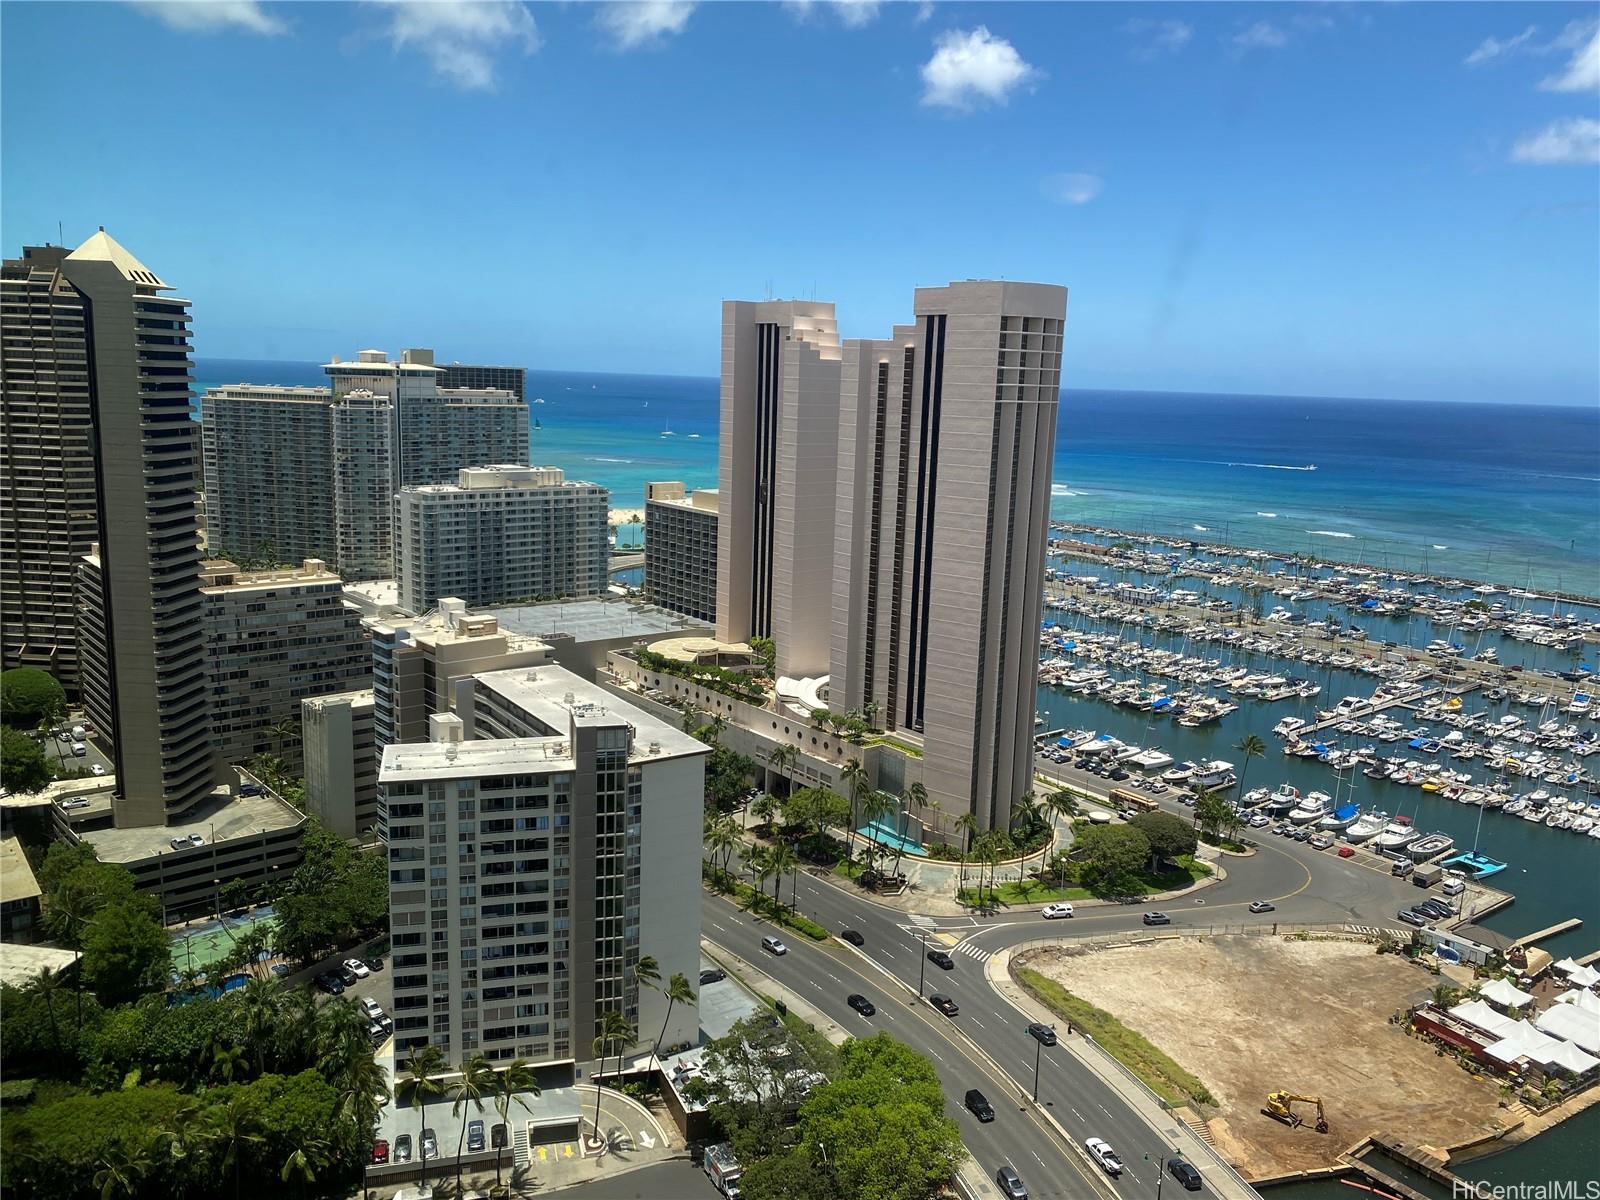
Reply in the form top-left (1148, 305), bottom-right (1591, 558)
top-left (1085, 1138), bottom-right (1124, 1177)
top-left (1041, 903), bottom-right (1075, 919)
top-left (360, 997), bottom-right (385, 1019)
top-left (760, 935), bottom-right (789, 956)
top-left (343, 958), bottom-right (371, 979)
top-left (90, 764), bottom-right (106, 776)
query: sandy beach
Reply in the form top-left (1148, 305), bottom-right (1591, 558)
top-left (609, 507), bottom-right (645, 525)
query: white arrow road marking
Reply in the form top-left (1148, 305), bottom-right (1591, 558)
top-left (638, 1131), bottom-right (656, 1149)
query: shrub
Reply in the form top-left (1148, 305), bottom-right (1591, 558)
top-left (0, 669), bottom-right (66, 729)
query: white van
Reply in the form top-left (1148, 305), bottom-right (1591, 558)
top-left (1442, 878), bottom-right (1465, 897)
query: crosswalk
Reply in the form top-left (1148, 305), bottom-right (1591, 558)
top-left (956, 940), bottom-right (993, 962)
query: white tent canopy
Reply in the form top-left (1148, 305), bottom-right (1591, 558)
top-left (1480, 978), bottom-right (1535, 1010)
top-left (1544, 1040), bottom-right (1600, 1076)
top-left (1555, 989), bottom-right (1600, 1014)
top-left (1449, 999), bottom-right (1521, 1040)
top-left (1534, 1003), bottom-right (1600, 1055)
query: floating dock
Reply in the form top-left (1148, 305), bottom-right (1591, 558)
top-left (1342, 1135), bottom-right (1493, 1200)
top-left (1512, 918), bottom-right (1583, 948)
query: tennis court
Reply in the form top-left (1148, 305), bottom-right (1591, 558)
top-left (169, 905), bottom-right (279, 975)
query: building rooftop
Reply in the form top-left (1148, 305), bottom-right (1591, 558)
top-left (202, 384), bottom-right (334, 400)
top-left (341, 578), bottom-right (404, 618)
top-left (303, 687), bottom-right (375, 712)
top-left (406, 465), bottom-right (598, 494)
top-left (0, 943), bottom-right (78, 989)
top-left (0, 835), bottom-right (42, 905)
top-left (200, 557), bottom-right (344, 592)
top-left (66, 228), bottom-right (169, 289)
top-left (80, 787), bottom-right (305, 865)
top-left (474, 664), bottom-right (707, 759)
top-left (488, 597), bottom-right (709, 646)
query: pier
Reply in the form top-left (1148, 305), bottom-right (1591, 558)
top-left (1512, 918), bottom-right (1583, 948)
top-left (1342, 1135), bottom-right (1493, 1200)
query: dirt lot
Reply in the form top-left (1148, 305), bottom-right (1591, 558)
top-left (1021, 935), bottom-right (1507, 1178)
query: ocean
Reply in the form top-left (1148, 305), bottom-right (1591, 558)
top-left (194, 360), bottom-right (1599, 595)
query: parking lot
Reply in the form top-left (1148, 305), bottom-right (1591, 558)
top-left (39, 718), bottom-right (114, 780)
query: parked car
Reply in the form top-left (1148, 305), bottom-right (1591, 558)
top-left (362, 957), bottom-right (385, 972)
top-left (169, 837), bottom-right (190, 850)
top-left (1248, 900), bottom-right (1276, 914)
top-left (1309, 834), bottom-right (1334, 850)
top-left (1167, 1157), bottom-right (1203, 1191)
top-left (699, 968), bottom-right (726, 985)
top-left (90, 764), bottom-right (106, 776)
top-left (928, 993), bottom-right (959, 1016)
top-left (847, 993), bottom-right (876, 1017)
top-left (1041, 903), bottom-right (1074, 919)
top-left (839, 928), bottom-right (864, 946)
top-left (1027, 1022), bottom-right (1057, 1046)
top-left (467, 1120), bottom-right (486, 1152)
top-left (1085, 1138), bottom-right (1124, 1177)
top-left (964, 1089), bottom-right (995, 1122)
top-left (343, 958), bottom-right (371, 979)
top-left (1292, 827), bottom-right (1313, 842)
top-left (1142, 912), bottom-right (1172, 926)
top-left (371, 1139), bottom-right (389, 1165)
top-left (926, 948), bottom-right (955, 970)
top-left (1397, 909), bottom-right (1429, 928)
top-left (361, 997), bottom-right (384, 1019)
top-left (760, 935), bottom-right (789, 956)
top-left (393, 1134), bottom-right (412, 1163)
top-left (995, 1165), bottom-right (1029, 1199)
top-left (421, 1128), bottom-right (438, 1160)
top-left (1337, 846), bottom-right (1356, 858)
top-left (239, 782), bottom-right (264, 796)
top-left (314, 973), bottom-right (345, 995)
top-left (492, 1123), bottom-right (508, 1150)
top-left (335, 965), bottom-right (359, 986)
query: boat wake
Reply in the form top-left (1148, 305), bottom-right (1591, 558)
top-left (1220, 461), bottom-right (1318, 471)
top-left (587, 457), bottom-right (636, 464)
top-left (1192, 524), bottom-right (1210, 532)
top-left (1432, 544), bottom-right (1449, 550)
top-left (1255, 511), bottom-right (1278, 518)
top-left (1307, 529), bottom-right (1355, 539)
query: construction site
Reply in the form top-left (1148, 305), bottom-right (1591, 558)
top-left (1017, 934), bottom-right (1510, 1180)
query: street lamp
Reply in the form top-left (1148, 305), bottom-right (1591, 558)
top-left (1031, 1024), bottom-right (1055, 1103)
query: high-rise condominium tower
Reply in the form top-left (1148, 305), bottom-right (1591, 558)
top-left (25, 232), bottom-right (219, 827)
top-left (714, 301), bottom-right (841, 679)
top-left (831, 281), bottom-right (1066, 832)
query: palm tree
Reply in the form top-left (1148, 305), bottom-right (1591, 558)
top-left (766, 742), bottom-right (800, 798)
top-left (705, 813), bottom-right (738, 882)
top-left (1011, 790), bottom-right (1043, 880)
top-left (401, 1043), bottom-right (448, 1188)
top-left (767, 842), bottom-right (798, 908)
top-left (238, 976), bottom-right (281, 1075)
top-left (492, 1059), bottom-right (541, 1188)
top-left (651, 971), bottom-right (696, 1065)
top-left (705, 714), bottom-right (728, 745)
top-left (745, 845), bottom-right (775, 908)
top-left (955, 811), bottom-right (980, 897)
top-left (680, 704), bottom-right (703, 735)
top-left (93, 1131), bottom-right (158, 1200)
top-left (634, 953), bottom-right (662, 999)
top-left (1234, 733), bottom-right (1267, 796)
top-left (860, 790), bottom-right (893, 875)
top-left (840, 759), bottom-right (870, 861)
top-left (279, 1134), bottom-right (329, 1200)
top-left (589, 1010), bottom-right (635, 1146)
top-left (205, 1094), bottom-right (266, 1200)
top-left (268, 716), bottom-right (298, 757)
top-left (749, 792), bottom-right (777, 832)
top-left (22, 966), bottom-right (64, 1057)
top-left (1043, 791), bottom-right (1077, 886)
top-left (208, 1037), bottom-right (248, 1084)
top-left (44, 886), bottom-right (92, 1035)
top-left (450, 1054), bottom-right (498, 1193)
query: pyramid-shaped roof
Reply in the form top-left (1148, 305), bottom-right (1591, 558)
top-left (66, 229), bottom-right (168, 289)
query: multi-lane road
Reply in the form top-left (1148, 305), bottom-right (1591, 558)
top-left (705, 803), bottom-right (1436, 1200)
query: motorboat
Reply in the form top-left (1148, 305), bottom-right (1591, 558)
top-left (1161, 761), bottom-right (1196, 784)
top-left (1273, 716), bottom-right (1307, 737)
top-left (1262, 785), bottom-right (1301, 816)
top-left (1439, 850), bottom-right (1508, 879)
top-left (1373, 821), bottom-right (1422, 851)
top-left (1078, 735), bottom-right (1123, 757)
top-left (1289, 792), bottom-right (1334, 825)
top-left (1190, 760), bottom-right (1237, 790)
top-left (1316, 802), bottom-right (1362, 832)
top-left (1407, 832), bottom-right (1456, 861)
top-left (1131, 748), bottom-right (1174, 772)
top-left (1343, 812), bottom-right (1389, 842)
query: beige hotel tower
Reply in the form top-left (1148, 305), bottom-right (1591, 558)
top-left (717, 282), bottom-right (1066, 834)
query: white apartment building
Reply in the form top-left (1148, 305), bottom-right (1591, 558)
top-left (643, 481), bottom-right (718, 623)
top-left (715, 301), bottom-right (842, 678)
top-left (395, 466), bottom-right (608, 614)
top-left (379, 666), bottom-right (705, 1068)
top-left (199, 557), bottom-right (371, 769)
top-left (302, 688), bottom-right (378, 842)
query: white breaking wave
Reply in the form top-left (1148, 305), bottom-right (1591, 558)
top-left (1192, 524), bottom-right (1210, 532)
top-left (1432, 544), bottom-right (1449, 550)
top-left (1255, 511), bottom-right (1278, 518)
top-left (1051, 484), bottom-right (1088, 497)
top-left (587, 457), bottom-right (636, 464)
top-left (1308, 529), bottom-right (1355, 539)
top-left (1226, 461), bottom-right (1317, 471)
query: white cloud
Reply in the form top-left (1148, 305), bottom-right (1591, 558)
top-left (375, 1), bottom-right (540, 91)
top-left (595, 1), bottom-right (695, 50)
top-left (1539, 22), bottom-right (1599, 92)
top-left (913, 1), bottom-right (934, 25)
top-left (129, 0), bottom-right (286, 35)
top-left (1042, 172), bottom-right (1103, 205)
top-left (920, 26), bottom-right (1040, 110)
top-left (1232, 21), bottom-right (1288, 51)
top-left (783, 0), bottom-right (881, 29)
top-left (1122, 18), bottom-right (1192, 60)
top-left (1464, 25), bottom-right (1537, 67)
top-left (1511, 116), bottom-right (1600, 165)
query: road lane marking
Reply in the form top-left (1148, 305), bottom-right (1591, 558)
top-left (969, 1016), bottom-right (986, 1030)
top-left (1072, 1107), bottom-right (1084, 1121)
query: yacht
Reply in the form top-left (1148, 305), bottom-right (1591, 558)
top-left (1289, 791), bottom-right (1334, 825)
top-left (1263, 785), bottom-right (1302, 816)
top-left (1190, 760), bottom-right (1237, 790)
top-left (1161, 761), bottom-right (1196, 785)
top-left (1343, 812), bottom-right (1389, 842)
top-left (1407, 832), bottom-right (1455, 861)
top-left (1131, 748), bottom-right (1174, 772)
top-left (1078, 735), bottom-right (1123, 757)
top-left (1273, 716), bottom-right (1308, 737)
top-left (1374, 821), bottom-right (1422, 852)
top-left (1316, 802), bottom-right (1362, 832)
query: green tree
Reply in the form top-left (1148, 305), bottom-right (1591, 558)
top-left (840, 759), bottom-right (869, 861)
top-left (20, 966), bottom-right (67, 1060)
top-left (750, 635), bottom-right (777, 676)
top-left (1, 667), bottom-right (67, 729)
top-left (2, 725), bottom-right (53, 793)
top-left (1234, 733), bottom-right (1267, 796)
top-left (204, 1093), bottom-right (266, 1200)
top-left (706, 744), bottom-right (757, 811)
top-left (449, 1054), bottom-right (497, 1193)
top-left (590, 1010), bottom-right (635, 1144)
top-left (705, 812), bottom-right (739, 880)
top-left (400, 1043), bottom-right (448, 1189)
top-left (272, 819), bottom-right (386, 964)
top-left (954, 811), bottom-right (979, 897)
top-left (491, 1059), bottom-right (540, 1189)
top-left (765, 741), bottom-right (799, 797)
top-left (749, 792), bottom-right (777, 831)
top-left (82, 901), bottom-right (171, 1006)
top-left (651, 971), bottom-right (696, 1063)
top-left (1193, 789), bottom-right (1231, 837)
top-left (1074, 823), bottom-right (1152, 893)
top-left (1128, 810), bottom-right (1198, 871)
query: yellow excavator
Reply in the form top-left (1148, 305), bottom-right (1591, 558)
top-left (1262, 1090), bottom-right (1329, 1133)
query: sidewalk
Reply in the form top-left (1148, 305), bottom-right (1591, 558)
top-left (985, 945), bottom-right (1262, 1200)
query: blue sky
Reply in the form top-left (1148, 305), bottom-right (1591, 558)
top-left (3, 1), bottom-right (1597, 405)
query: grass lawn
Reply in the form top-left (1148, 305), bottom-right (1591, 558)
top-left (961, 856), bottom-right (1212, 908)
top-left (831, 858), bottom-right (865, 882)
top-left (1015, 967), bottom-right (1215, 1108)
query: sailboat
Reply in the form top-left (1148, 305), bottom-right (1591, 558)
top-left (661, 419), bottom-right (675, 438)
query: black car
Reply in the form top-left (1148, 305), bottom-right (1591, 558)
top-left (699, 968), bottom-right (726, 985)
top-left (1027, 1022), bottom-right (1057, 1046)
top-left (847, 993), bottom-right (876, 1017)
top-left (926, 949), bottom-right (955, 970)
top-left (1142, 912), bottom-right (1172, 926)
top-left (839, 928), bottom-right (865, 946)
top-left (1167, 1158), bottom-right (1203, 1191)
top-left (929, 993), bottom-right (959, 1016)
top-left (363, 957), bottom-right (385, 972)
top-left (491, 1123), bottom-right (508, 1150)
top-left (335, 965), bottom-right (359, 986)
top-left (996, 1166), bottom-right (1029, 1199)
top-left (964, 1089), bottom-right (995, 1122)
top-left (467, 1120), bottom-right (485, 1152)
top-left (314, 973), bottom-right (345, 995)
